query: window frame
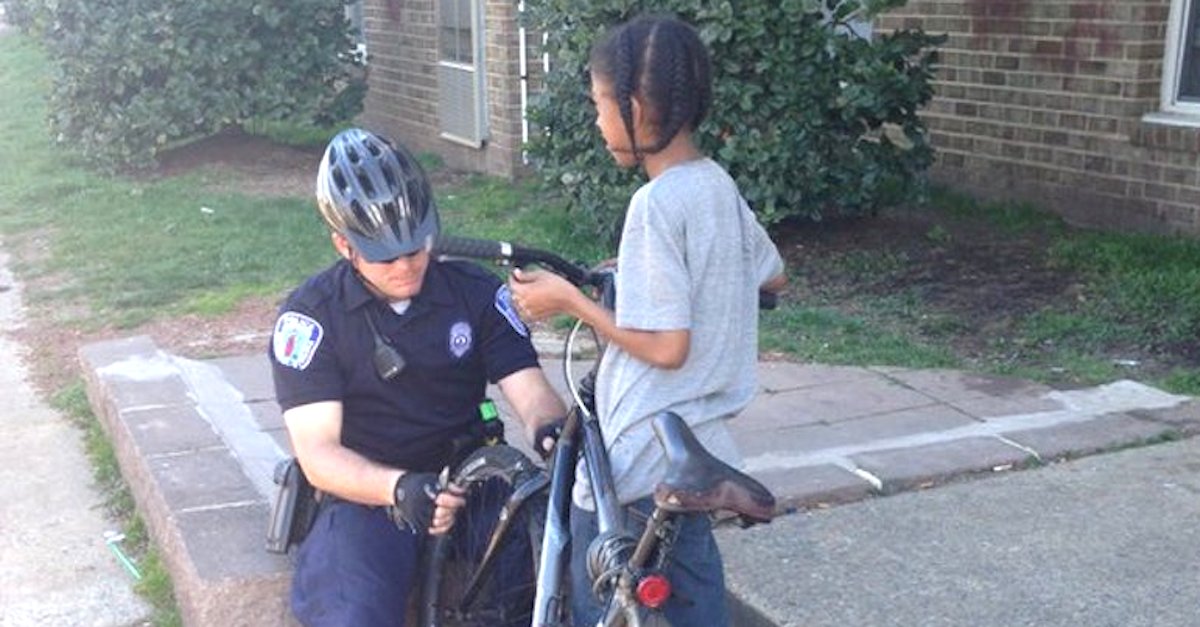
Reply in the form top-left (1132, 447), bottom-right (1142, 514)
top-left (1160, 0), bottom-right (1200, 117)
top-left (436, 0), bottom-right (488, 147)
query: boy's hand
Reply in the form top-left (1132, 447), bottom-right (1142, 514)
top-left (508, 268), bottom-right (576, 321)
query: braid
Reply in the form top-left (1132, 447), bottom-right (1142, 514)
top-left (614, 26), bottom-right (640, 159)
top-left (647, 25), bottom-right (692, 154)
top-left (687, 28), bottom-right (713, 130)
top-left (592, 15), bottom-right (714, 157)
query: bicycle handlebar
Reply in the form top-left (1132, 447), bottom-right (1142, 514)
top-left (434, 235), bottom-right (601, 289)
top-left (435, 234), bottom-right (779, 310)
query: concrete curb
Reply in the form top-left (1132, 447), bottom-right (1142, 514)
top-left (79, 336), bottom-right (295, 627)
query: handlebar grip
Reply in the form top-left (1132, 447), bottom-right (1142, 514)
top-left (758, 290), bottom-right (778, 311)
top-left (434, 234), bottom-right (595, 288)
top-left (433, 235), bottom-right (511, 261)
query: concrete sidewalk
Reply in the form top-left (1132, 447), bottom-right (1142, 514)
top-left (77, 335), bottom-right (1199, 626)
top-left (0, 253), bottom-right (149, 626)
top-left (719, 435), bottom-right (1200, 626)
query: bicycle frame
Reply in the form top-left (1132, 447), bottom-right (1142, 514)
top-left (433, 235), bottom-right (774, 627)
top-left (537, 341), bottom-right (648, 624)
top-left (435, 235), bottom-right (673, 626)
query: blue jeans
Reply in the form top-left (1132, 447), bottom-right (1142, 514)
top-left (570, 497), bottom-right (731, 626)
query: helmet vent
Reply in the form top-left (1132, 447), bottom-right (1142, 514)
top-left (349, 199), bottom-right (371, 234)
top-left (331, 169), bottom-right (348, 193)
top-left (357, 170), bottom-right (376, 197)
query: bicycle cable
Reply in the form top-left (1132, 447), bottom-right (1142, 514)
top-left (563, 318), bottom-right (602, 418)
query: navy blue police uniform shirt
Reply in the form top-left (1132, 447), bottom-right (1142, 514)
top-left (269, 258), bottom-right (538, 472)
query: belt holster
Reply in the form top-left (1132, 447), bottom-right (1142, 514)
top-left (266, 457), bottom-right (319, 554)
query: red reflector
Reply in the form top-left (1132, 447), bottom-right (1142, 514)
top-left (636, 573), bottom-right (672, 609)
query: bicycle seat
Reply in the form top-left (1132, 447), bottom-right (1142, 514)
top-left (650, 412), bottom-right (776, 525)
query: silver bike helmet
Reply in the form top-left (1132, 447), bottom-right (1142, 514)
top-left (316, 128), bottom-right (439, 262)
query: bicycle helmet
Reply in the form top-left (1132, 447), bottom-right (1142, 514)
top-left (316, 128), bottom-right (439, 262)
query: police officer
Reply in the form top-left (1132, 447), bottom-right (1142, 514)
top-left (270, 128), bottom-right (567, 626)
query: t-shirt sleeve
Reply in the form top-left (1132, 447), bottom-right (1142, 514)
top-left (478, 282), bottom-right (540, 384)
top-left (743, 206), bottom-right (785, 285)
top-left (614, 188), bottom-right (692, 330)
top-left (269, 304), bottom-right (344, 412)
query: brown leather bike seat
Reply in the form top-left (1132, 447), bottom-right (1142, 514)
top-left (650, 411), bottom-right (776, 525)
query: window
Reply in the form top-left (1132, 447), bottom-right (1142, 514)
top-left (1178, 4), bottom-right (1200, 100)
top-left (437, 0), bottom-right (487, 146)
top-left (439, 0), bottom-right (474, 65)
top-left (1154, 0), bottom-right (1200, 124)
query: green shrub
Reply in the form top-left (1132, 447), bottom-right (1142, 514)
top-left (28, 0), bottom-right (362, 170)
top-left (523, 0), bottom-right (944, 243)
top-left (2, 0), bottom-right (44, 34)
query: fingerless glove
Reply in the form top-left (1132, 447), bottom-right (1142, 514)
top-left (388, 472), bottom-right (438, 533)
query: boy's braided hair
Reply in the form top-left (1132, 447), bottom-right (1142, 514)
top-left (590, 15), bottom-right (713, 158)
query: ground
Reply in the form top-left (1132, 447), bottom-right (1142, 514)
top-left (775, 207), bottom-right (1077, 357)
top-left (11, 130), bottom-right (1189, 395)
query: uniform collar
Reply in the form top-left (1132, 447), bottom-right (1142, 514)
top-left (339, 259), bottom-right (456, 313)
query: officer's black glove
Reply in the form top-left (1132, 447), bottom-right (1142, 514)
top-left (389, 472), bottom-right (439, 533)
top-left (533, 417), bottom-right (567, 461)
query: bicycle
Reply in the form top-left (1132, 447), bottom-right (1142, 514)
top-left (417, 235), bottom-right (779, 627)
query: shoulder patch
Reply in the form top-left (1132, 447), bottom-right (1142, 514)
top-left (272, 311), bottom-right (324, 370)
top-left (494, 285), bottom-right (529, 337)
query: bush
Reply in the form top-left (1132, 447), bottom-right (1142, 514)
top-left (25, 0), bottom-right (362, 170)
top-left (523, 0), bottom-right (945, 243)
top-left (1, 0), bottom-right (49, 34)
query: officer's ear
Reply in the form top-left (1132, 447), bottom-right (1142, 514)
top-left (331, 232), bottom-right (353, 261)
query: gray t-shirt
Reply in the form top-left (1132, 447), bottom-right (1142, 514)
top-left (574, 158), bottom-right (784, 508)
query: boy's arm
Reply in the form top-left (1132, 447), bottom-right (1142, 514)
top-left (575, 298), bottom-right (689, 369)
top-left (512, 269), bottom-right (689, 369)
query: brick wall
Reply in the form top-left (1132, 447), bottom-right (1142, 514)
top-left (357, 0), bottom-right (527, 179)
top-left (880, 0), bottom-right (1200, 234)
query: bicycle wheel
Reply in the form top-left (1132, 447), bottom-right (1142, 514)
top-left (418, 445), bottom-right (548, 627)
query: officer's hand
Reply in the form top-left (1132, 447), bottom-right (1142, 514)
top-left (389, 472), bottom-right (439, 533)
top-left (429, 485), bottom-right (467, 536)
top-left (533, 417), bottom-right (567, 461)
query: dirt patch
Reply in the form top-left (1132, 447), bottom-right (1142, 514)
top-left (779, 209), bottom-right (1076, 344)
top-left (152, 127), bottom-right (323, 198)
top-left (151, 126), bottom-right (475, 198)
top-left (12, 294), bottom-right (281, 398)
top-left (777, 206), bottom-right (1194, 381)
